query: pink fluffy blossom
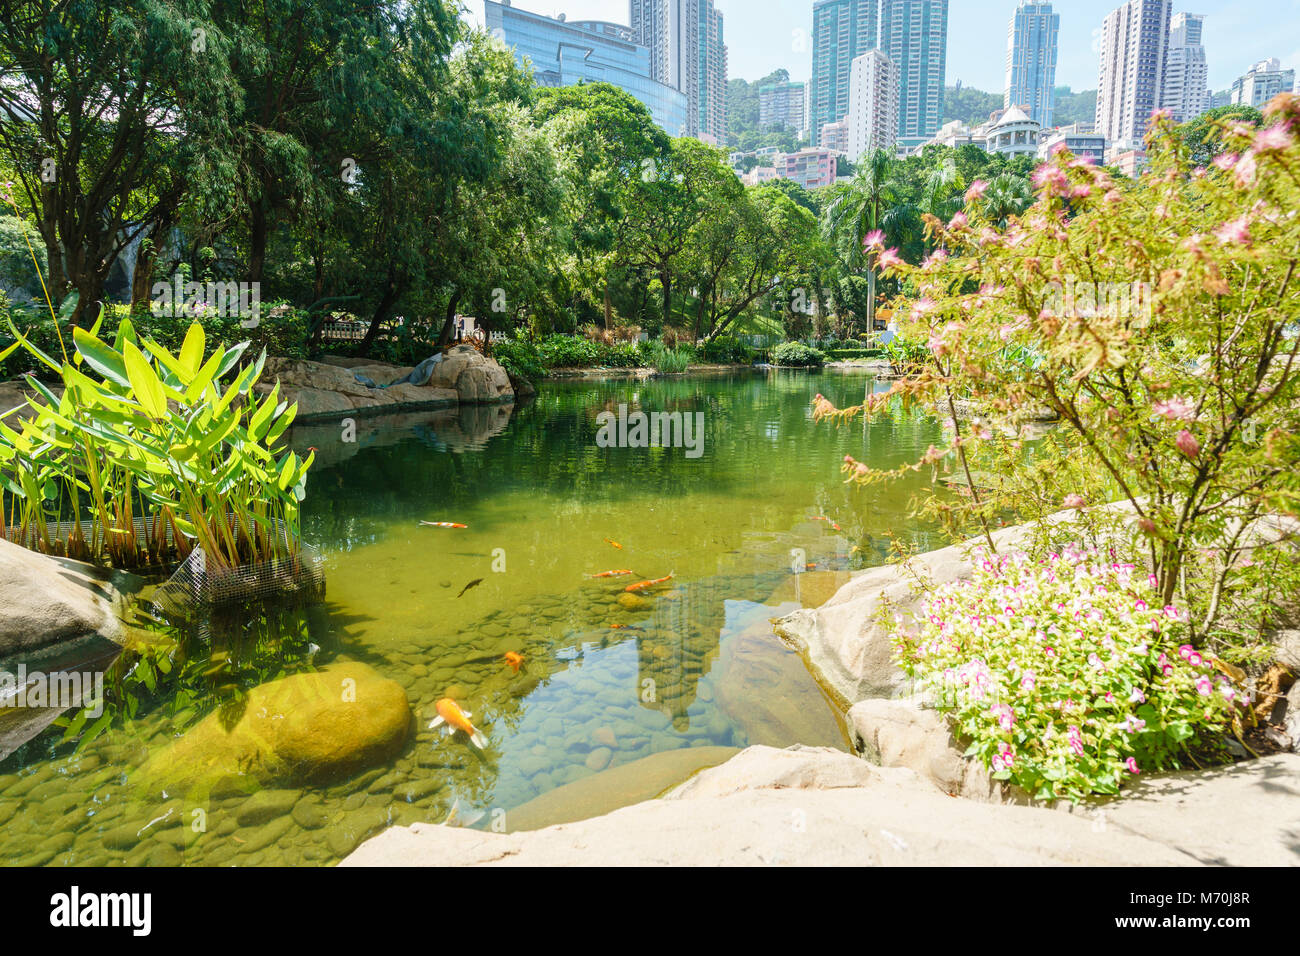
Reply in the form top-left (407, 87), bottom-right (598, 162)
top-left (964, 179), bottom-right (989, 203)
top-left (1175, 429), bottom-right (1201, 458)
top-left (1213, 216), bottom-right (1252, 246)
top-left (1153, 397), bottom-right (1196, 421)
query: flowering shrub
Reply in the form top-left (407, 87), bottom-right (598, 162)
top-left (890, 547), bottom-right (1245, 801)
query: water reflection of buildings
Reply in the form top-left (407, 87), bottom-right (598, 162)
top-left (634, 578), bottom-right (721, 729)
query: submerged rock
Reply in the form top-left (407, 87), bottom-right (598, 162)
top-left (135, 662), bottom-right (412, 798)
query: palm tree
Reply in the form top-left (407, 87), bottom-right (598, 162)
top-left (823, 148), bottom-right (910, 327)
top-left (978, 172), bottom-right (1034, 227)
top-left (918, 157), bottom-right (964, 234)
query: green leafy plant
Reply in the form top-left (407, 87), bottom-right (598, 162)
top-left (772, 342), bottom-right (826, 368)
top-left (889, 547), bottom-right (1244, 801)
top-left (0, 313), bottom-right (312, 571)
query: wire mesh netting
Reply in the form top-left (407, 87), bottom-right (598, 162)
top-left (151, 545), bottom-right (326, 619)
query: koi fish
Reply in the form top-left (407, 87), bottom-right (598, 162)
top-left (625, 572), bottom-right (675, 593)
top-left (440, 798), bottom-right (487, 829)
top-left (812, 516), bottom-right (843, 532)
top-left (428, 698), bottom-right (489, 749)
top-left (503, 652), bottom-right (525, 673)
top-left (604, 538), bottom-right (623, 550)
top-left (457, 578), bottom-right (484, 598)
top-left (610, 624), bottom-right (643, 631)
top-left (589, 569), bottom-right (634, 579)
top-left (422, 521), bottom-right (468, 529)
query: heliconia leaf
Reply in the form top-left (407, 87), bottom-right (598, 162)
top-left (73, 327), bottom-right (131, 388)
top-left (180, 323), bottom-right (205, 377)
top-left (122, 340), bottom-right (167, 420)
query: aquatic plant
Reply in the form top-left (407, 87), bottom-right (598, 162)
top-left (643, 341), bottom-right (692, 374)
top-left (889, 548), bottom-right (1245, 802)
top-left (0, 313), bottom-right (312, 571)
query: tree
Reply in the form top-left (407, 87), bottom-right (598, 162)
top-left (977, 172), bottom-right (1033, 227)
top-left (0, 0), bottom-right (242, 324)
top-left (1181, 104), bottom-right (1263, 166)
top-left (823, 148), bottom-right (910, 326)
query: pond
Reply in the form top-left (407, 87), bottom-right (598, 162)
top-left (0, 369), bottom-right (950, 866)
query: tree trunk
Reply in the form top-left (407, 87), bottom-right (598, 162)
top-left (603, 280), bottom-right (613, 328)
top-left (249, 203), bottom-right (268, 284)
top-left (436, 290), bottom-right (463, 351)
top-left (660, 266), bottom-right (672, 333)
top-left (359, 268), bottom-right (399, 356)
top-left (130, 219), bottom-right (168, 311)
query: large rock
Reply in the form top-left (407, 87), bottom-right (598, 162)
top-left (1286, 682), bottom-right (1300, 754)
top-left (258, 357), bottom-right (458, 421)
top-left (1277, 630), bottom-right (1300, 676)
top-left (848, 698), bottom-right (1000, 802)
top-left (0, 539), bottom-right (124, 655)
top-left (424, 345), bottom-right (514, 404)
top-left (344, 744), bottom-right (1271, 867)
top-left (135, 661), bottom-right (412, 797)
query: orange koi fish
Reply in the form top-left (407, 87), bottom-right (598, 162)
top-left (604, 538), bottom-right (623, 550)
top-left (624, 572), bottom-right (675, 593)
top-left (428, 698), bottom-right (489, 749)
top-left (812, 516), bottom-right (843, 532)
top-left (421, 521), bottom-right (468, 529)
top-left (610, 624), bottom-right (643, 631)
top-left (589, 569), bottom-right (634, 579)
top-left (503, 652), bottom-right (525, 673)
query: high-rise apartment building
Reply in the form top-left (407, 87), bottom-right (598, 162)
top-left (1161, 12), bottom-right (1209, 123)
top-left (1004, 2), bottom-right (1059, 128)
top-left (629, 0), bottom-right (727, 141)
top-left (847, 50), bottom-right (900, 161)
top-left (880, 0), bottom-right (949, 148)
top-left (759, 80), bottom-right (808, 138)
top-left (1230, 57), bottom-right (1296, 107)
top-left (1096, 0), bottom-right (1172, 149)
top-left (810, 0), bottom-right (879, 148)
top-left (486, 1), bottom-right (688, 135)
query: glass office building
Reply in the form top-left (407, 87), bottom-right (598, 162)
top-left (484, 0), bottom-right (688, 137)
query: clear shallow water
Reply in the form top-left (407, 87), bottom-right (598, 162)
top-left (0, 369), bottom-right (949, 866)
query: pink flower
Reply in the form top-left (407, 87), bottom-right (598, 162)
top-left (1063, 493), bottom-right (1086, 509)
top-left (1124, 715), bottom-right (1147, 733)
top-left (965, 179), bottom-right (989, 203)
top-left (948, 210), bottom-right (968, 229)
top-left (1129, 687), bottom-right (1146, 704)
top-left (921, 249), bottom-right (949, 270)
top-left (1021, 671), bottom-right (1037, 691)
top-left (990, 703), bottom-right (1015, 732)
top-left (1152, 397), bottom-right (1196, 421)
top-left (1125, 757), bottom-right (1141, 774)
top-left (863, 229), bottom-right (886, 251)
top-left (1235, 152), bottom-right (1258, 188)
top-left (1178, 644), bottom-right (1194, 660)
top-left (1149, 108), bottom-right (1172, 124)
top-left (1032, 164), bottom-right (1069, 196)
top-left (1214, 216), bottom-right (1252, 246)
top-left (1175, 429), bottom-right (1200, 458)
top-left (911, 297), bottom-right (937, 320)
top-left (1067, 725), bottom-right (1085, 756)
top-left (878, 247), bottom-right (904, 270)
top-left (1252, 124), bottom-right (1294, 155)
top-left (1196, 676), bottom-right (1213, 696)
top-left (991, 747), bottom-right (1015, 773)
top-left (1213, 152), bottom-right (1239, 172)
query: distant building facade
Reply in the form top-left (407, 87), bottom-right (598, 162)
top-left (1161, 12), bottom-right (1210, 123)
top-left (759, 80), bottom-right (808, 138)
top-left (629, 0), bottom-right (728, 140)
top-left (810, 0), bottom-right (879, 147)
top-left (881, 0), bottom-right (950, 148)
top-left (1004, 2), bottom-right (1059, 128)
top-left (820, 120), bottom-right (851, 155)
top-left (779, 148), bottom-right (840, 189)
top-left (1096, 0), bottom-right (1171, 150)
top-left (847, 50), bottom-right (900, 161)
top-left (1230, 58), bottom-right (1296, 108)
top-left (486, 1), bottom-right (687, 135)
top-left (984, 105), bottom-right (1041, 158)
top-left (1038, 123), bottom-right (1107, 163)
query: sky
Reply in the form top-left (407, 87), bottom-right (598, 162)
top-left (463, 0), bottom-right (1300, 94)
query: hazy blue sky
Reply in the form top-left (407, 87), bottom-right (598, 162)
top-left (465, 0), bottom-right (1300, 94)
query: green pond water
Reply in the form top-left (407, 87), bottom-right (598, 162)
top-left (0, 369), bottom-right (952, 866)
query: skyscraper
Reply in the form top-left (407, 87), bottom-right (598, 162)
top-left (629, 0), bottom-right (727, 141)
top-left (810, 0), bottom-right (879, 148)
top-left (759, 80), bottom-right (808, 138)
top-left (1096, 0), bottom-right (1172, 149)
top-left (1230, 57), bottom-right (1296, 108)
top-left (1004, 2), bottom-right (1059, 129)
top-left (485, 1), bottom-right (688, 135)
top-left (847, 49), bottom-right (900, 161)
top-left (1161, 12), bottom-right (1210, 123)
top-left (880, 0), bottom-right (949, 148)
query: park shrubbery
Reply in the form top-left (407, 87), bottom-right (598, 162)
top-left (772, 342), bottom-right (827, 368)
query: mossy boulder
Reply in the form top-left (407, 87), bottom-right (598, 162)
top-left (136, 662), bottom-right (412, 798)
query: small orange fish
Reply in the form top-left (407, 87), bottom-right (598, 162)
top-left (589, 569), bottom-right (634, 578)
top-left (624, 572), bottom-right (675, 593)
top-left (428, 698), bottom-right (489, 749)
top-left (503, 652), bottom-right (525, 673)
top-left (610, 624), bottom-right (643, 631)
top-left (421, 521), bottom-right (468, 529)
top-left (812, 516), bottom-right (843, 532)
top-left (604, 538), bottom-right (623, 550)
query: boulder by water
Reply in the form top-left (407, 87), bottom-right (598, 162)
top-left (344, 744), bottom-right (1300, 866)
top-left (0, 539), bottom-right (124, 655)
top-left (135, 661), bottom-right (412, 797)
